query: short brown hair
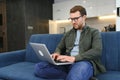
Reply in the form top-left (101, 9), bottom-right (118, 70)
top-left (70, 5), bottom-right (87, 16)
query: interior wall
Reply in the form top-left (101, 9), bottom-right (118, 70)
top-left (6, 0), bottom-right (53, 51)
top-left (6, 0), bottom-right (26, 51)
top-left (25, 0), bottom-right (53, 42)
top-left (49, 17), bottom-right (116, 34)
top-left (49, 20), bottom-right (72, 34)
top-left (86, 17), bottom-right (116, 32)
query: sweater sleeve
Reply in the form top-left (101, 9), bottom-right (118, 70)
top-left (54, 33), bottom-right (67, 55)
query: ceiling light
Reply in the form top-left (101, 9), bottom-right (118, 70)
top-left (113, 10), bottom-right (116, 14)
top-left (83, 0), bottom-right (86, 3)
top-left (98, 15), bottom-right (116, 19)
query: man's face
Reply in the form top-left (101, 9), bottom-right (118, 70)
top-left (69, 11), bottom-right (86, 30)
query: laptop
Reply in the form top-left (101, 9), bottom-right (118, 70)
top-left (30, 42), bottom-right (73, 65)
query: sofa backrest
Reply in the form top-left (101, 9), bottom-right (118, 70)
top-left (101, 31), bottom-right (120, 71)
top-left (25, 34), bottom-right (63, 62)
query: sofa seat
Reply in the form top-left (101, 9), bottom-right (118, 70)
top-left (0, 62), bottom-right (63, 80)
top-left (0, 62), bottom-right (40, 80)
top-left (97, 71), bottom-right (120, 80)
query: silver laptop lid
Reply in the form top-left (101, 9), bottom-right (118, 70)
top-left (30, 42), bottom-right (73, 65)
top-left (30, 43), bottom-right (55, 64)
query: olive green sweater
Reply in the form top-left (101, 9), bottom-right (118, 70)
top-left (55, 25), bottom-right (106, 76)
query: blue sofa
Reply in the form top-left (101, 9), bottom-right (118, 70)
top-left (0, 32), bottom-right (120, 80)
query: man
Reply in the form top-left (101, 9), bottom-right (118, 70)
top-left (35, 5), bottom-right (106, 80)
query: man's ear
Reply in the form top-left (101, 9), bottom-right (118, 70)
top-left (83, 15), bottom-right (87, 20)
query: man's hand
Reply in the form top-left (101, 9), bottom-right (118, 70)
top-left (56, 55), bottom-right (75, 63)
top-left (51, 53), bottom-right (60, 60)
top-left (52, 53), bottom-right (75, 63)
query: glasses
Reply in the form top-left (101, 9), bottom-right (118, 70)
top-left (68, 16), bottom-right (82, 22)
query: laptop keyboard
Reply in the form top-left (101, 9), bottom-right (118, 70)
top-left (54, 60), bottom-right (67, 63)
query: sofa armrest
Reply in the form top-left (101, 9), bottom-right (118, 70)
top-left (0, 50), bottom-right (26, 67)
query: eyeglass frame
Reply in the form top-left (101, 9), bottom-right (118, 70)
top-left (68, 16), bottom-right (82, 22)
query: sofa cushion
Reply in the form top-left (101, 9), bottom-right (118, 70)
top-left (25, 34), bottom-right (63, 63)
top-left (101, 32), bottom-right (120, 71)
top-left (0, 62), bottom-right (41, 80)
top-left (0, 62), bottom-right (63, 80)
top-left (97, 71), bottom-right (120, 80)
